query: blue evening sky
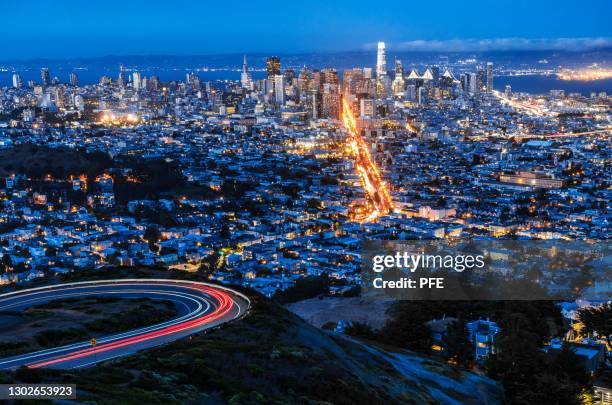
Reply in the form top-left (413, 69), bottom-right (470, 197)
top-left (2, 0), bottom-right (610, 59)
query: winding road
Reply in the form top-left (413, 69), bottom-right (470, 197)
top-left (0, 279), bottom-right (250, 370)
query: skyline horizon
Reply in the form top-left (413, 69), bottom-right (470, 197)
top-left (1, 40), bottom-right (611, 65)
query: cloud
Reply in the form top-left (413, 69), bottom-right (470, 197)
top-left (364, 37), bottom-right (612, 52)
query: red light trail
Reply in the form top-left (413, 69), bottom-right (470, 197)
top-left (0, 280), bottom-right (250, 369)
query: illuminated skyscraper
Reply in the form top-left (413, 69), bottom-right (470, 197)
top-left (307, 89), bottom-right (319, 119)
top-left (417, 86), bottom-right (426, 105)
top-left (12, 72), bottom-right (22, 88)
top-left (150, 76), bottom-right (160, 91)
top-left (322, 68), bottom-right (338, 85)
top-left (274, 74), bottom-right (285, 105)
top-left (283, 68), bottom-right (295, 83)
top-left (40, 68), bottom-right (50, 86)
top-left (54, 87), bottom-right (65, 109)
top-left (266, 56), bottom-right (281, 79)
top-left (469, 72), bottom-right (478, 94)
top-left (241, 55), bottom-right (252, 89)
top-left (360, 98), bottom-right (375, 118)
top-left (486, 62), bottom-right (493, 93)
top-left (376, 42), bottom-right (387, 77)
top-left (392, 59), bottom-right (405, 96)
top-left (394, 58), bottom-right (403, 77)
top-left (133, 71), bottom-right (142, 90)
top-left (321, 82), bottom-right (340, 118)
top-left (406, 84), bottom-right (416, 100)
top-left (118, 71), bottom-right (125, 88)
top-left (69, 72), bottom-right (79, 86)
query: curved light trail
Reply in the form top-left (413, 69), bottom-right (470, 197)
top-left (341, 99), bottom-right (394, 222)
top-left (0, 279), bottom-right (250, 369)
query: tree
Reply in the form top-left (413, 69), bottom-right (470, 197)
top-left (220, 223), bottom-right (232, 240)
top-left (551, 344), bottom-right (589, 387)
top-left (578, 303), bottom-right (612, 348)
top-left (1, 254), bottom-right (12, 272)
top-left (46, 246), bottom-right (58, 257)
top-left (273, 274), bottom-right (330, 304)
top-left (486, 311), bottom-right (589, 405)
top-left (487, 313), bottom-right (548, 401)
top-left (514, 372), bottom-right (584, 405)
top-left (143, 226), bottom-right (161, 245)
top-left (344, 322), bottom-right (377, 340)
top-left (381, 317), bottom-right (433, 353)
top-left (198, 251), bottom-right (226, 275)
top-left (443, 319), bottom-right (473, 368)
top-left (307, 198), bottom-right (322, 210)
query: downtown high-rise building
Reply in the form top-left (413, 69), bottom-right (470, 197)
top-left (321, 89), bottom-right (340, 118)
top-left (12, 72), bottom-right (22, 88)
top-left (417, 86), bottom-right (426, 105)
top-left (54, 87), bottom-right (65, 109)
top-left (307, 89), bottom-right (319, 119)
top-left (118, 71), bottom-right (125, 88)
top-left (360, 98), bottom-right (375, 118)
top-left (274, 74), bottom-right (285, 105)
top-left (469, 72), bottom-right (478, 94)
top-left (322, 68), bottom-right (338, 85)
top-left (241, 55), bottom-right (252, 89)
top-left (186, 72), bottom-right (200, 89)
top-left (150, 76), bottom-right (160, 91)
top-left (486, 62), bottom-right (493, 93)
top-left (392, 58), bottom-right (405, 96)
top-left (40, 68), bottom-right (50, 86)
top-left (266, 56), bottom-right (281, 79)
top-left (405, 84), bottom-right (416, 101)
top-left (132, 71), bottom-right (142, 90)
top-left (69, 72), bottom-right (79, 86)
top-left (376, 42), bottom-right (387, 77)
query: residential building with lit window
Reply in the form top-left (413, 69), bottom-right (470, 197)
top-left (467, 319), bottom-right (500, 360)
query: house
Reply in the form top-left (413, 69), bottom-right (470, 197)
top-left (426, 316), bottom-right (458, 347)
top-left (225, 252), bottom-right (243, 266)
top-left (545, 339), bottom-right (608, 376)
top-left (467, 319), bottom-right (501, 360)
top-left (594, 371), bottom-right (612, 405)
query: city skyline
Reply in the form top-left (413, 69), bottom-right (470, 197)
top-left (0, 3), bottom-right (610, 402)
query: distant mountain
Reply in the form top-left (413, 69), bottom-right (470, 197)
top-left (2, 47), bottom-right (611, 70)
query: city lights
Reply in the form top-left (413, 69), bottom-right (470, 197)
top-left (341, 99), bottom-right (394, 222)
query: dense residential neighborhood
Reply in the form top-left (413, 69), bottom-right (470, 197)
top-left (0, 47), bottom-right (610, 403)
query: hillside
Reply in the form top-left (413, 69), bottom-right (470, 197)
top-left (0, 285), bottom-right (503, 404)
top-left (0, 143), bottom-right (112, 178)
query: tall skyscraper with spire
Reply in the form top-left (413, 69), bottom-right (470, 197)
top-left (241, 55), bottom-right (252, 89)
top-left (376, 42), bottom-right (387, 77)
